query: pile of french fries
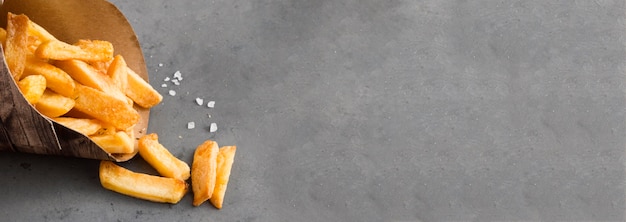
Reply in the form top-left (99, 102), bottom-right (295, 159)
top-left (4, 13), bottom-right (236, 208)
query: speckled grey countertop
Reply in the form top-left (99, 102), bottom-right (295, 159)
top-left (1, 0), bottom-right (624, 221)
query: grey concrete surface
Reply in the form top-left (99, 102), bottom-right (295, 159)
top-left (1, 0), bottom-right (625, 221)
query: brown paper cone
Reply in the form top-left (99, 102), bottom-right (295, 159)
top-left (0, 0), bottom-right (151, 161)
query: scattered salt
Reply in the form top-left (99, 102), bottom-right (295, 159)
top-left (164, 77), bottom-right (170, 81)
top-left (195, 98), bottom-right (204, 106)
top-left (187, 122), bottom-right (195, 129)
top-left (207, 101), bottom-right (215, 108)
top-left (169, 90), bottom-right (176, 96)
top-left (161, 83), bottom-right (167, 88)
top-left (158, 63), bottom-right (164, 67)
top-left (209, 123), bottom-right (217, 132)
top-left (173, 71), bottom-right (182, 80)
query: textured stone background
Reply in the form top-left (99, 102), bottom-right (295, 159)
top-left (1, 0), bottom-right (624, 221)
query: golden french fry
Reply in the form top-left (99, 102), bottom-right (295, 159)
top-left (93, 124), bottom-right (118, 136)
top-left (26, 19), bottom-right (57, 43)
top-left (90, 131), bottom-right (134, 154)
top-left (72, 84), bottom-right (139, 130)
top-left (138, 133), bottom-right (190, 181)
top-left (17, 74), bottom-right (46, 104)
top-left (107, 55), bottom-right (128, 92)
top-left (52, 117), bottom-right (102, 136)
top-left (210, 146), bottom-right (237, 209)
top-left (0, 27), bottom-right (7, 48)
top-left (55, 59), bottom-right (127, 102)
top-left (35, 39), bottom-right (113, 62)
top-left (5, 13), bottom-right (30, 80)
top-left (125, 67), bottom-right (162, 108)
top-left (34, 89), bottom-right (75, 118)
top-left (23, 56), bottom-right (75, 97)
top-left (99, 161), bottom-right (188, 204)
top-left (191, 140), bottom-right (219, 206)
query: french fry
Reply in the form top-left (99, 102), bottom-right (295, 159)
top-left (99, 161), bottom-right (188, 204)
top-left (35, 39), bottom-right (113, 62)
top-left (125, 67), bottom-right (162, 108)
top-left (210, 146), bottom-right (237, 209)
top-left (0, 27), bottom-right (7, 48)
top-left (52, 117), bottom-right (102, 136)
top-left (191, 140), bottom-right (219, 206)
top-left (138, 133), bottom-right (190, 181)
top-left (72, 84), bottom-right (139, 130)
top-left (107, 55), bottom-right (128, 92)
top-left (55, 59), bottom-right (126, 102)
top-left (23, 56), bottom-right (75, 97)
top-left (34, 89), bottom-right (75, 118)
top-left (5, 13), bottom-right (30, 80)
top-left (26, 19), bottom-right (57, 43)
top-left (17, 74), bottom-right (46, 104)
top-left (90, 131), bottom-right (134, 154)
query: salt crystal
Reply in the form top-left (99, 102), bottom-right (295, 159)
top-left (169, 90), bottom-right (176, 96)
top-left (164, 77), bottom-right (170, 81)
top-left (195, 98), bottom-right (204, 106)
top-left (173, 71), bottom-right (182, 80)
top-left (187, 122), bottom-right (195, 129)
top-left (209, 123), bottom-right (217, 132)
top-left (161, 83), bottom-right (167, 88)
top-left (172, 79), bottom-right (180, 85)
top-left (158, 63), bottom-right (164, 67)
top-left (207, 101), bottom-right (215, 108)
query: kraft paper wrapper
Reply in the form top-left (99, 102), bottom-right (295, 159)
top-left (0, 0), bottom-right (151, 161)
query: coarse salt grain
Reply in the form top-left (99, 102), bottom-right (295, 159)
top-left (169, 90), bottom-right (176, 96)
top-left (161, 83), bottom-right (167, 88)
top-left (207, 101), bottom-right (215, 108)
top-left (158, 63), bottom-right (164, 67)
top-left (173, 71), bottom-right (182, 80)
top-left (187, 122), bottom-right (195, 129)
top-left (209, 123), bottom-right (217, 132)
top-left (172, 79), bottom-right (180, 85)
top-left (196, 98), bottom-right (204, 106)
top-left (164, 77), bottom-right (170, 81)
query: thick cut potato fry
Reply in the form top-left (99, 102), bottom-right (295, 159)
top-left (26, 20), bottom-right (57, 43)
top-left (0, 27), bottom-right (7, 48)
top-left (17, 74), bottom-right (46, 104)
top-left (107, 55), bottom-right (128, 91)
top-left (90, 131), bottom-right (134, 154)
top-left (35, 89), bottom-right (75, 118)
top-left (138, 133), bottom-right (190, 181)
top-left (72, 84), bottom-right (139, 130)
top-left (210, 146), bottom-right (237, 209)
top-left (99, 161), bottom-right (188, 204)
top-left (5, 13), bottom-right (30, 80)
top-left (23, 56), bottom-right (75, 97)
top-left (52, 117), bottom-right (102, 136)
top-left (55, 59), bottom-right (127, 102)
top-left (125, 67), bottom-right (162, 108)
top-left (35, 39), bottom-right (113, 62)
top-left (191, 140), bottom-right (219, 206)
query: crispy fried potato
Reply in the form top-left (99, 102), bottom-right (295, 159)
top-left (52, 117), bottom-right (102, 136)
top-left (210, 146), bottom-right (237, 209)
top-left (99, 161), bottom-right (188, 204)
top-left (191, 140), bottom-right (219, 206)
top-left (90, 131), bottom-right (134, 154)
top-left (0, 27), bottom-right (7, 48)
top-left (138, 133), bottom-right (190, 180)
top-left (17, 74), bottom-right (46, 104)
top-left (35, 89), bottom-right (75, 118)
top-left (23, 56), bottom-right (75, 97)
top-left (35, 39), bottom-right (113, 62)
top-left (125, 67), bottom-right (162, 108)
top-left (107, 55), bottom-right (128, 91)
top-left (72, 84), bottom-right (139, 130)
top-left (26, 19), bottom-right (57, 43)
top-left (55, 59), bottom-right (126, 102)
top-left (5, 13), bottom-right (30, 80)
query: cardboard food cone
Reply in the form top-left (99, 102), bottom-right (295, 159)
top-left (0, 0), bottom-right (151, 161)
